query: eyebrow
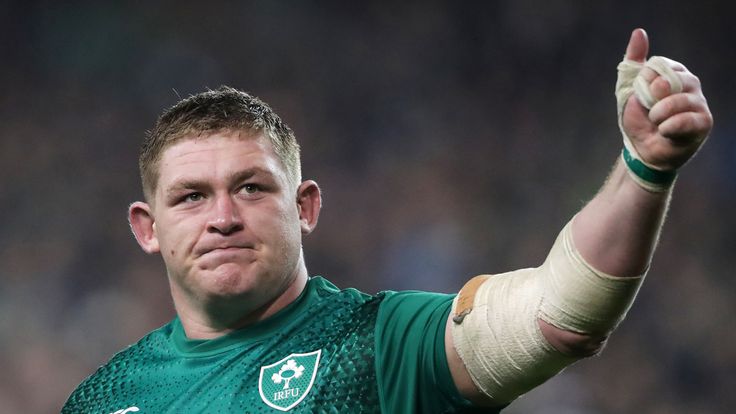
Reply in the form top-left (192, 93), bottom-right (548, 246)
top-left (164, 167), bottom-right (276, 197)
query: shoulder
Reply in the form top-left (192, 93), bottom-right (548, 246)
top-left (310, 276), bottom-right (371, 297)
top-left (62, 321), bottom-right (175, 411)
top-left (311, 277), bottom-right (455, 306)
top-left (309, 277), bottom-right (457, 326)
top-left (378, 288), bottom-right (456, 316)
top-left (374, 289), bottom-right (456, 341)
top-left (308, 276), bottom-right (379, 307)
top-left (105, 320), bottom-right (175, 365)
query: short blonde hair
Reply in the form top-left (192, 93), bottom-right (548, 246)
top-left (139, 86), bottom-right (301, 201)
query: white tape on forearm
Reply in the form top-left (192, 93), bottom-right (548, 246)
top-left (451, 220), bottom-right (645, 403)
top-left (538, 221), bottom-right (645, 334)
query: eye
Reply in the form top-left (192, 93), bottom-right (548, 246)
top-left (183, 192), bottom-right (204, 203)
top-left (241, 183), bottom-right (260, 194)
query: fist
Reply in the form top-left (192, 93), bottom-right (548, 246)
top-left (621, 29), bottom-right (713, 171)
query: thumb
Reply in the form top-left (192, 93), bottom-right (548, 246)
top-left (624, 28), bottom-right (649, 62)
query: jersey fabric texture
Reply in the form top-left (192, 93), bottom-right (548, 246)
top-left (63, 277), bottom-right (501, 413)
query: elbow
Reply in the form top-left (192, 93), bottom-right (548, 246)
top-left (538, 319), bottom-right (609, 358)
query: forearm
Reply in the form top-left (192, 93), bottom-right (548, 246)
top-left (572, 157), bottom-right (672, 278)
top-left (448, 155), bottom-right (681, 405)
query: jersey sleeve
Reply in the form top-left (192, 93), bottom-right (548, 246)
top-left (374, 290), bottom-right (500, 413)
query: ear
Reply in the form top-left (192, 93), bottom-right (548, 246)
top-left (128, 201), bottom-right (161, 254)
top-left (295, 180), bottom-right (322, 236)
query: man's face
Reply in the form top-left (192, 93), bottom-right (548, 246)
top-left (148, 131), bottom-right (304, 308)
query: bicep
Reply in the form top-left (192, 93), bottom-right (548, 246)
top-left (444, 314), bottom-right (501, 407)
top-left (375, 291), bottom-right (474, 412)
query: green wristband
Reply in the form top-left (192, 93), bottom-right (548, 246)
top-left (621, 147), bottom-right (677, 189)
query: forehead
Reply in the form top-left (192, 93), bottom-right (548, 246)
top-left (157, 131), bottom-right (286, 188)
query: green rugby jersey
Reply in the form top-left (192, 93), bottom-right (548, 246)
top-left (63, 277), bottom-right (499, 413)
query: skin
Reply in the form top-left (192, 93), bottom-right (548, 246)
top-left (445, 28), bottom-right (712, 405)
top-left (128, 130), bottom-right (322, 339)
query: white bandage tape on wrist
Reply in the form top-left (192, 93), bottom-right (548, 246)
top-left (616, 55), bottom-right (683, 168)
top-left (451, 220), bottom-right (645, 403)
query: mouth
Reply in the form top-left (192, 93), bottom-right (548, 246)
top-left (197, 245), bottom-right (254, 258)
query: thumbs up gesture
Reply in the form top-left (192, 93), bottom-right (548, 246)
top-left (617, 29), bottom-right (712, 172)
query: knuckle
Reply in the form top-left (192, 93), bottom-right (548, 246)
top-left (686, 93), bottom-right (700, 109)
top-left (660, 98), bottom-right (675, 117)
top-left (692, 74), bottom-right (701, 87)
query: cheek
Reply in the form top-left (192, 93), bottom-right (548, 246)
top-left (157, 219), bottom-right (197, 261)
top-left (159, 234), bottom-right (180, 264)
top-left (280, 209), bottom-right (304, 256)
top-left (255, 205), bottom-right (301, 248)
top-left (280, 203), bottom-right (302, 238)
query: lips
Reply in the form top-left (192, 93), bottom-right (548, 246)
top-left (195, 243), bottom-right (255, 257)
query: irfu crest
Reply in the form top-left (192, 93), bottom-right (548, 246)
top-left (258, 350), bottom-right (322, 411)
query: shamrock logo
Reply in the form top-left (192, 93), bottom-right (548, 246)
top-left (271, 359), bottom-right (305, 389)
top-left (259, 350), bottom-right (322, 411)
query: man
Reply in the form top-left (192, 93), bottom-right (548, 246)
top-left (63, 29), bottom-right (711, 413)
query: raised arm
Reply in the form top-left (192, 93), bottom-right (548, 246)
top-left (544, 26), bottom-right (711, 352)
top-left (573, 28), bottom-right (711, 277)
top-left (445, 29), bottom-right (712, 407)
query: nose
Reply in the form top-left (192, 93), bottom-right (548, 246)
top-left (206, 195), bottom-right (244, 235)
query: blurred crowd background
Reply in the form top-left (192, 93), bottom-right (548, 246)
top-left (1, 1), bottom-right (734, 413)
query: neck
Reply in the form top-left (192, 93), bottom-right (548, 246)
top-left (173, 259), bottom-right (309, 340)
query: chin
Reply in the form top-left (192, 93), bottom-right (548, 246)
top-left (200, 263), bottom-right (262, 298)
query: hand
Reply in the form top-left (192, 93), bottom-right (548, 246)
top-left (621, 29), bottom-right (713, 171)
